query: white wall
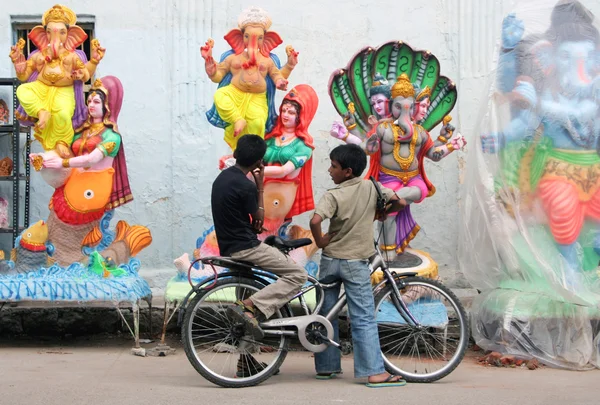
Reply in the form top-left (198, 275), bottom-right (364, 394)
top-left (0, 0), bottom-right (518, 285)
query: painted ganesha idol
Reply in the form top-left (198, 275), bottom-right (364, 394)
top-left (464, 0), bottom-right (600, 369)
top-left (10, 4), bottom-right (106, 158)
top-left (328, 40), bottom-right (466, 279)
top-left (203, 6), bottom-right (299, 151)
top-left (0, 75), bottom-right (152, 303)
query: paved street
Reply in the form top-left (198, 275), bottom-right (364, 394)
top-left (0, 337), bottom-right (598, 405)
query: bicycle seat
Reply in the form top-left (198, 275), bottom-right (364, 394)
top-left (203, 256), bottom-right (255, 270)
top-left (264, 235), bottom-right (312, 250)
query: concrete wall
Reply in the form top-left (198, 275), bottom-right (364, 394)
top-left (0, 0), bottom-right (521, 292)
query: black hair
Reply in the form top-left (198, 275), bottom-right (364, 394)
top-left (234, 134), bottom-right (267, 167)
top-left (330, 144), bottom-right (367, 177)
top-left (89, 89), bottom-right (108, 118)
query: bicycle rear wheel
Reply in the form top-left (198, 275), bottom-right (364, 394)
top-left (374, 276), bottom-right (468, 382)
top-left (182, 276), bottom-right (289, 388)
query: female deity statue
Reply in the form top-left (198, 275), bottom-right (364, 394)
top-left (10, 4), bottom-right (105, 157)
top-left (263, 84), bottom-right (318, 231)
top-left (30, 76), bottom-right (146, 266)
top-left (202, 6), bottom-right (299, 150)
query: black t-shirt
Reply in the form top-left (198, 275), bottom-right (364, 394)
top-left (211, 166), bottom-right (260, 256)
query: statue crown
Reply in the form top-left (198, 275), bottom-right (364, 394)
top-left (91, 78), bottom-right (108, 96)
top-left (238, 6), bottom-right (272, 31)
top-left (371, 73), bottom-right (389, 87)
top-left (42, 4), bottom-right (77, 26)
top-left (391, 74), bottom-right (415, 99)
top-left (416, 86), bottom-right (432, 101)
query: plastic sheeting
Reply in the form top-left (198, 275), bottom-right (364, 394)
top-left (460, 0), bottom-right (600, 369)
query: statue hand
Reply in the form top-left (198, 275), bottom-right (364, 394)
top-left (276, 78), bottom-right (288, 91)
top-left (42, 155), bottom-right (63, 169)
top-left (9, 39), bottom-right (26, 71)
top-left (502, 13), bottom-right (524, 49)
top-left (432, 147), bottom-right (444, 160)
top-left (330, 121), bottom-right (348, 140)
top-left (481, 133), bottom-right (500, 154)
top-left (91, 39), bottom-right (106, 63)
top-left (513, 79), bottom-right (537, 107)
top-left (343, 111), bottom-right (356, 128)
top-left (285, 45), bottom-right (299, 68)
top-left (440, 123), bottom-right (455, 138)
top-left (451, 133), bottom-right (467, 150)
top-left (200, 39), bottom-right (214, 62)
top-left (71, 68), bottom-right (85, 81)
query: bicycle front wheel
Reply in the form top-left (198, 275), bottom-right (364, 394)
top-left (374, 276), bottom-right (468, 382)
top-left (182, 276), bottom-right (289, 388)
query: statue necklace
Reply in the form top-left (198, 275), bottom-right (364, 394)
top-left (391, 124), bottom-right (418, 171)
top-left (279, 130), bottom-right (296, 144)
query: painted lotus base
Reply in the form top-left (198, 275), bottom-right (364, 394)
top-left (0, 258), bottom-right (151, 303)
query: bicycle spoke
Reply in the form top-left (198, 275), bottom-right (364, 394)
top-left (375, 277), bottom-right (468, 382)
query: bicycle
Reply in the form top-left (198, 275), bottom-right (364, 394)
top-left (179, 235), bottom-right (469, 388)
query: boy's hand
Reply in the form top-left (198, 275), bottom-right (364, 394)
top-left (316, 232), bottom-right (337, 248)
top-left (251, 162), bottom-right (265, 187)
top-left (252, 209), bottom-right (265, 233)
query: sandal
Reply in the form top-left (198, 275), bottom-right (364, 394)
top-left (227, 301), bottom-right (264, 340)
top-left (315, 372), bottom-right (340, 380)
top-left (366, 374), bottom-right (406, 388)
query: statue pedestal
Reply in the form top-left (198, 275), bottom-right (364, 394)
top-left (371, 248), bottom-right (438, 285)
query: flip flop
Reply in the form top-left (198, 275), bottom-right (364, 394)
top-left (315, 372), bottom-right (340, 380)
top-left (366, 374), bottom-right (407, 388)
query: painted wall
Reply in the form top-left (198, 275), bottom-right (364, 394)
top-left (0, 0), bottom-right (523, 291)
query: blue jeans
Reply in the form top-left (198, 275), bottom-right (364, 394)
top-left (314, 255), bottom-right (386, 378)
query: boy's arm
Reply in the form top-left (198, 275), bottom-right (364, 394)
top-left (385, 194), bottom-right (407, 214)
top-left (250, 164), bottom-right (266, 233)
top-left (309, 214), bottom-right (337, 249)
top-left (376, 184), bottom-right (407, 219)
top-left (310, 193), bottom-right (337, 249)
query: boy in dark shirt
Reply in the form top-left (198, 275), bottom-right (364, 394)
top-left (211, 135), bottom-right (307, 339)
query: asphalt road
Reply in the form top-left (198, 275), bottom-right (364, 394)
top-left (0, 338), bottom-right (598, 405)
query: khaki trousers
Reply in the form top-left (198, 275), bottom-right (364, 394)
top-left (231, 243), bottom-right (307, 319)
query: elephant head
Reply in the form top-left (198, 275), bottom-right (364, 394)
top-left (390, 74), bottom-right (416, 139)
top-left (526, 1), bottom-right (599, 96)
top-left (224, 6), bottom-right (282, 68)
top-left (28, 5), bottom-right (87, 61)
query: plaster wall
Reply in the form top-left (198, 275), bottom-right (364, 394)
top-left (0, 0), bottom-right (536, 293)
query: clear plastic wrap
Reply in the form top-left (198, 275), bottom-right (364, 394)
top-left (460, 0), bottom-right (600, 369)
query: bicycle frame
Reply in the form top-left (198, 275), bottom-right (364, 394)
top-left (258, 241), bottom-right (422, 352)
top-left (178, 242), bottom-right (422, 353)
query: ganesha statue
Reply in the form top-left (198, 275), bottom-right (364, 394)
top-left (463, 0), bottom-right (600, 369)
top-left (10, 4), bottom-right (106, 158)
top-left (329, 41), bottom-right (465, 270)
top-left (202, 6), bottom-right (299, 151)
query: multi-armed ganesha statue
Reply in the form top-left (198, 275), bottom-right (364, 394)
top-left (0, 5), bottom-right (152, 303)
top-left (10, 4), bottom-right (105, 158)
top-left (329, 40), bottom-right (466, 275)
top-left (202, 5), bottom-right (299, 151)
top-left (465, 0), bottom-right (600, 369)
